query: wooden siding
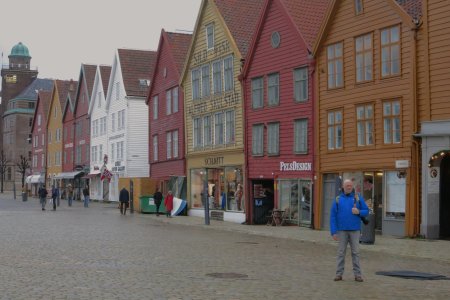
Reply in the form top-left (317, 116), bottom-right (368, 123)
top-left (245, 0), bottom-right (315, 179)
top-left (182, 0), bottom-right (244, 157)
top-left (149, 33), bottom-right (186, 178)
top-left (73, 76), bottom-right (91, 168)
top-left (62, 102), bottom-right (75, 172)
top-left (127, 98), bottom-right (149, 177)
top-left (46, 86), bottom-right (63, 180)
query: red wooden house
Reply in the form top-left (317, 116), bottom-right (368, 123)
top-left (147, 30), bottom-right (192, 195)
top-left (241, 0), bottom-right (329, 225)
top-left (62, 84), bottom-right (76, 174)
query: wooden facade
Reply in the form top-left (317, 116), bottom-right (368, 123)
top-left (313, 0), bottom-right (421, 236)
top-left (62, 90), bottom-right (75, 172)
top-left (147, 30), bottom-right (192, 193)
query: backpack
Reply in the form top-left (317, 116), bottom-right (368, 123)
top-left (335, 193), bottom-right (369, 225)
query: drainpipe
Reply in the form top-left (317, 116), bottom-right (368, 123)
top-left (308, 52), bottom-right (316, 229)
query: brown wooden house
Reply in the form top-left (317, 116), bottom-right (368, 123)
top-left (312, 0), bottom-right (422, 237)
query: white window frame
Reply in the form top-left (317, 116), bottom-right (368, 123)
top-left (206, 23), bottom-right (215, 50)
top-left (153, 95), bottom-right (159, 120)
top-left (201, 65), bottom-right (210, 98)
top-left (153, 135), bottom-right (158, 161)
top-left (213, 60), bottom-right (223, 94)
top-left (294, 119), bottom-right (308, 154)
top-left (192, 69), bottom-right (201, 100)
top-left (268, 73), bottom-right (279, 106)
top-left (252, 77), bottom-right (264, 109)
top-left (252, 124), bottom-right (264, 156)
top-left (224, 56), bottom-right (234, 91)
top-left (267, 122), bottom-right (280, 156)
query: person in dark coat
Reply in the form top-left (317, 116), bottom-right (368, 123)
top-left (164, 190), bottom-right (174, 218)
top-left (153, 188), bottom-right (163, 216)
top-left (83, 185), bottom-right (90, 208)
top-left (119, 187), bottom-right (130, 215)
top-left (38, 185), bottom-right (48, 211)
top-left (51, 184), bottom-right (59, 211)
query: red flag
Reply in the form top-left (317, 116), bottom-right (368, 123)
top-left (101, 168), bottom-right (113, 182)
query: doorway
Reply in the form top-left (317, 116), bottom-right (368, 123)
top-left (439, 155), bottom-right (450, 238)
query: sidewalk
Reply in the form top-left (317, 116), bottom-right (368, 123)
top-left (148, 213), bottom-right (450, 263)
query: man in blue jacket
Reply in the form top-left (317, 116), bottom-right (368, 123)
top-left (330, 179), bottom-right (369, 282)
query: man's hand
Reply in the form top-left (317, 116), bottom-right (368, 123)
top-left (352, 204), bottom-right (360, 215)
top-left (332, 234), bottom-right (339, 241)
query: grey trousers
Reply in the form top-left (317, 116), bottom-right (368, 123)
top-left (336, 230), bottom-right (362, 277)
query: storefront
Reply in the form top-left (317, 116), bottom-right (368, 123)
top-left (188, 153), bottom-right (245, 223)
top-left (26, 174), bottom-right (45, 196)
top-left (53, 171), bottom-right (84, 200)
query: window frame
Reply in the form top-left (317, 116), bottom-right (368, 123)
top-left (224, 55), bottom-right (234, 92)
top-left (267, 72), bottom-right (280, 106)
top-left (294, 67), bottom-right (308, 102)
top-left (267, 122), bottom-right (280, 156)
top-left (327, 109), bottom-right (343, 151)
top-left (354, 0), bottom-right (364, 15)
top-left (382, 99), bottom-right (401, 145)
top-left (356, 103), bottom-right (374, 147)
top-left (206, 23), bottom-right (215, 50)
top-left (380, 25), bottom-right (401, 78)
top-left (327, 42), bottom-right (344, 89)
top-left (355, 33), bottom-right (373, 83)
top-left (294, 119), bottom-right (308, 154)
top-left (251, 77), bottom-right (264, 109)
top-left (153, 95), bottom-right (159, 120)
top-left (252, 124), bottom-right (264, 156)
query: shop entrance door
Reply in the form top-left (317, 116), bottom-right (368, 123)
top-left (207, 169), bottom-right (224, 210)
top-left (279, 179), bottom-right (311, 226)
top-left (439, 155), bottom-right (450, 238)
top-left (322, 174), bottom-right (338, 230)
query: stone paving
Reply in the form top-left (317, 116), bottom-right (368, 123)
top-left (0, 192), bottom-right (449, 299)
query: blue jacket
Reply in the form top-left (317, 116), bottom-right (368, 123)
top-left (330, 190), bottom-right (369, 236)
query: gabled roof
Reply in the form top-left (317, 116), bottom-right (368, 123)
top-left (99, 65), bottom-right (112, 95)
top-left (213, 0), bottom-right (265, 58)
top-left (313, 0), bottom-right (420, 56)
top-left (30, 90), bottom-right (52, 132)
top-left (12, 78), bottom-right (53, 101)
top-left (62, 90), bottom-right (76, 122)
top-left (72, 64), bottom-right (97, 116)
top-left (117, 48), bottom-right (157, 97)
top-left (47, 80), bottom-right (77, 127)
top-left (147, 29), bottom-right (192, 104)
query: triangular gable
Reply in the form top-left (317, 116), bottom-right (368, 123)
top-left (313, 0), bottom-right (416, 56)
top-left (31, 90), bottom-right (52, 133)
top-left (73, 64), bottom-right (97, 115)
top-left (105, 51), bottom-right (121, 111)
top-left (88, 65), bottom-right (111, 116)
top-left (62, 92), bottom-right (75, 123)
top-left (46, 80), bottom-right (74, 128)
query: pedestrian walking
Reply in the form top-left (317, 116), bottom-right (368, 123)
top-left (119, 187), bottom-right (130, 215)
top-left (164, 190), bottom-right (174, 218)
top-left (38, 185), bottom-right (48, 211)
top-left (67, 184), bottom-right (74, 207)
top-left (330, 179), bottom-right (369, 282)
top-left (235, 184), bottom-right (243, 211)
top-left (83, 185), bottom-right (90, 208)
top-left (51, 184), bottom-right (59, 211)
top-left (153, 187), bottom-right (163, 216)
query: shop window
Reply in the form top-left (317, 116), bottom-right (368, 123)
top-left (384, 171), bottom-right (405, 219)
top-left (225, 167), bottom-right (243, 211)
top-left (355, 33), bottom-right (373, 82)
top-left (327, 110), bottom-right (343, 150)
top-left (191, 169), bottom-right (205, 208)
top-left (327, 42), bottom-right (344, 89)
top-left (381, 25), bottom-right (400, 77)
top-left (356, 104), bottom-right (374, 146)
top-left (279, 180), bottom-right (311, 225)
top-left (383, 100), bottom-right (401, 144)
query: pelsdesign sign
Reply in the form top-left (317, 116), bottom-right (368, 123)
top-left (280, 161), bottom-right (312, 172)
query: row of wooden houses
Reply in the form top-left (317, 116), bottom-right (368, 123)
top-left (27, 0), bottom-right (449, 239)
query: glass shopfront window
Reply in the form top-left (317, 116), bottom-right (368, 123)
top-left (190, 166), bottom-right (244, 211)
top-left (384, 171), bottom-right (406, 220)
top-left (279, 179), bottom-right (311, 225)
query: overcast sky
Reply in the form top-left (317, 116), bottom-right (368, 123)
top-left (0, 0), bottom-right (202, 80)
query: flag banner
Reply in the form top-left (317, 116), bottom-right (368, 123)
top-left (100, 168), bottom-right (113, 182)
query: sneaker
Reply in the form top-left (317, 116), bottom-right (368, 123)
top-left (355, 276), bottom-right (364, 282)
top-left (334, 275), bottom-right (342, 281)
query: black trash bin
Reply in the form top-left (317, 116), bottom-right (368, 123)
top-left (253, 198), bottom-right (267, 224)
top-left (22, 192), bottom-right (28, 202)
top-left (360, 213), bottom-right (375, 244)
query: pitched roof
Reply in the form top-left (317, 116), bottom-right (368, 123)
top-left (281, 0), bottom-right (330, 49)
top-left (54, 80), bottom-right (77, 109)
top-left (31, 90), bottom-right (52, 132)
top-left (82, 64), bottom-right (97, 99)
top-left (99, 65), bottom-right (112, 95)
top-left (166, 32), bottom-right (192, 74)
top-left (117, 49), bottom-right (157, 97)
top-left (213, 0), bottom-right (265, 57)
top-left (395, 0), bottom-right (422, 19)
top-left (12, 78), bottom-right (54, 101)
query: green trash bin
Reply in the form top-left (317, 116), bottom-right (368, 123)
top-left (139, 195), bottom-right (166, 214)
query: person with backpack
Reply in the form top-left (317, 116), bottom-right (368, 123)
top-left (38, 185), bottom-right (48, 211)
top-left (330, 179), bottom-right (369, 282)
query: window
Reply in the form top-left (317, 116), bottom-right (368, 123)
top-left (252, 77), bottom-right (264, 109)
top-left (206, 23), bottom-right (214, 50)
top-left (111, 143), bottom-right (115, 162)
top-left (355, 33), bottom-right (373, 82)
top-left (201, 65), bottom-right (210, 98)
top-left (115, 82), bottom-right (120, 100)
top-left (267, 123), bottom-right (280, 155)
top-left (76, 145), bottom-right (82, 164)
top-left (193, 118), bottom-right (203, 148)
top-left (54, 106), bottom-right (58, 118)
top-left (48, 132), bottom-right (52, 144)
top-left (173, 130), bottom-right (178, 158)
top-left (383, 100), bottom-right (401, 144)
top-left (7, 167), bottom-right (11, 181)
top-left (294, 119), bottom-right (308, 153)
top-left (192, 69), bottom-right (201, 100)
top-left (356, 104), bottom-right (374, 146)
top-left (355, 0), bottom-right (363, 15)
top-left (204, 116), bottom-right (212, 146)
top-left (214, 112), bottom-right (224, 145)
top-left (111, 113), bottom-right (116, 132)
top-left (64, 151), bottom-right (67, 164)
top-left (153, 135), bottom-right (158, 161)
top-left (225, 110), bottom-right (235, 144)
top-left (172, 87), bottom-right (179, 113)
top-left (153, 95), bottom-right (159, 120)
top-left (224, 56), bottom-right (234, 91)
top-left (327, 110), bottom-right (343, 150)
top-left (252, 124), bottom-right (264, 156)
top-left (41, 154), bottom-right (45, 168)
top-left (327, 42), bottom-right (344, 88)
top-left (101, 117), bottom-right (107, 135)
top-left (98, 92), bottom-right (102, 108)
top-left (117, 141), bottom-right (124, 160)
top-left (92, 146), bottom-right (97, 163)
top-left (38, 114), bottom-right (41, 126)
top-left (41, 134), bottom-right (45, 146)
top-left (385, 171), bottom-right (406, 219)
top-left (99, 145), bottom-right (103, 163)
top-left (381, 25), bottom-right (400, 77)
top-left (166, 90), bottom-right (172, 115)
top-left (118, 110), bottom-right (125, 129)
top-left (294, 67), bottom-right (308, 102)
top-left (213, 60), bottom-right (222, 94)
top-left (268, 73), bottom-right (279, 106)
top-left (166, 132), bottom-right (172, 159)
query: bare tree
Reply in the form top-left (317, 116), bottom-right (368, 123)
top-left (16, 155), bottom-right (30, 189)
top-left (0, 151), bottom-right (9, 193)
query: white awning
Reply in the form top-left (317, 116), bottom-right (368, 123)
top-left (82, 170), bottom-right (101, 179)
top-left (26, 175), bottom-right (44, 184)
top-left (53, 171), bottom-right (83, 179)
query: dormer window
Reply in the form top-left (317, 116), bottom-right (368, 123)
top-left (206, 23), bottom-right (215, 50)
top-left (139, 79), bottom-right (150, 87)
top-left (355, 0), bottom-right (363, 15)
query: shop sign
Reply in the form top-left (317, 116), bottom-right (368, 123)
top-left (112, 166), bottom-right (125, 172)
top-left (395, 160), bottom-right (409, 169)
top-left (280, 161), bottom-right (312, 171)
top-left (205, 156), bottom-right (224, 166)
top-left (186, 92), bottom-right (240, 116)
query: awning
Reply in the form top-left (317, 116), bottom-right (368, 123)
top-left (53, 171), bottom-right (84, 179)
top-left (26, 175), bottom-right (44, 184)
top-left (82, 171), bottom-right (101, 179)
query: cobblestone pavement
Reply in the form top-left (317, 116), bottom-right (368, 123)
top-left (0, 193), bottom-right (449, 300)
